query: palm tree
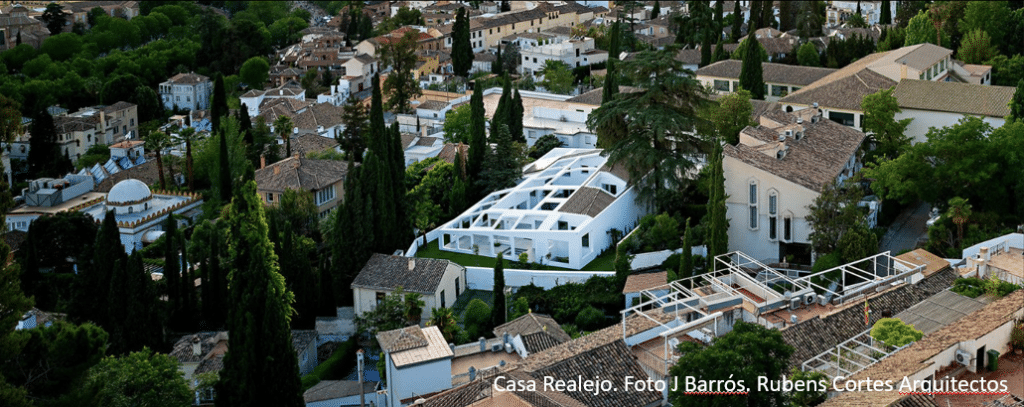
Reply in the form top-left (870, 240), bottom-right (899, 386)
top-left (946, 197), bottom-right (972, 247)
top-left (427, 307), bottom-right (461, 343)
top-left (174, 127), bottom-right (198, 190)
top-left (145, 130), bottom-right (170, 190)
top-left (404, 292), bottom-right (425, 326)
top-left (274, 115), bottom-right (294, 157)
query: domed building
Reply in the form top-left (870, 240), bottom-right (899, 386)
top-left (8, 176), bottom-right (203, 254)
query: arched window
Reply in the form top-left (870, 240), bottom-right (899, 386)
top-left (128, 206), bottom-right (134, 214)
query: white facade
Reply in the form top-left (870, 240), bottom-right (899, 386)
top-left (520, 37), bottom-right (607, 78)
top-left (159, 73), bottom-right (212, 111)
top-left (240, 86), bottom-right (307, 117)
top-left (316, 79), bottom-right (351, 107)
top-left (378, 326), bottom-right (453, 407)
top-left (432, 148), bottom-right (646, 270)
top-left (481, 88), bottom-right (600, 148)
top-left (352, 260), bottom-right (466, 325)
top-left (896, 109), bottom-right (1006, 145)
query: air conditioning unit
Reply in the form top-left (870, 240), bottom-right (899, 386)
top-left (784, 129), bottom-right (793, 137)
top-left (491, 343), bottom-right (503, 352)
top-left (818, 295), bottom-right (828, 306)
top-left (505, 343), bottom-right (513, 353)
top-left (954, 349), bottom-right (972, 365)
top-left (790, 315), bottom-right (798, 324)
top-left (804, 293), bottom-right (816, 305)
top-left (790, 297), bottom-right (802, 310)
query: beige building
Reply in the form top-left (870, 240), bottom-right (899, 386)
top-left (350, 254), bottom-right (466, 324)
top-left (254, 156), bottom-right (351, 218)
top-left (453, 2), bottom-right (601, 52)
top-left (696, 60), bottom-right (836, 102)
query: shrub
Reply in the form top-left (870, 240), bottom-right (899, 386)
top-left (870, 318), bottom-right (923, 348)
top-left (574, 306), bottom-right (606, 331)
top-left (951, 276), bottom-right (1020, 298)
top-left (463, 299), bottom-right (492, 339)
top-left (300, 337), bottom-right (359, 391)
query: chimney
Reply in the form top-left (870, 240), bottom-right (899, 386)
top-left (980, 247), bottom-right (990, 261)
top-left (900, 62), bottom-right (907, 80)
top-left (191, 335), bottom-right (202, 356)
top-left (408, 258), bottom-right (416, 270)
top-left (260, 155), bottom-right (266, 169)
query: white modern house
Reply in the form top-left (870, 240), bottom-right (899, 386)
top-left (482, 88), bottom-right (600, 148)
top-left (520, 36), bottom-right (607, 79)
top-left (376, 325), bottom-right (453, 407)
top-left (159, 73), bottom-right (212, 111)
top-left (431, 148), bottom-right (646, 270)
top-left (7, 177), bottom-right (203, 253)
top-left (722, 108), bottom-right (867, 264)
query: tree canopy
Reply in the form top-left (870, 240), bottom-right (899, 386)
top-left (860, 87), bottom-right (913, 162)
top-left (870, 318), bottom-right (924, 347)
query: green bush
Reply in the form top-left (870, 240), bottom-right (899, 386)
top-left (300, 374), bottom-right (321, 391)
top-left (300, 337), bottom-right (358, 391)
top-left (463, 299), bottom-right (492, 339)
top-left (574, 306), bottom-right (605, 331)
top-left (951, 277), bottom-right (1020, 298)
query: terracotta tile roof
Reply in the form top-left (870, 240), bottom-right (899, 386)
top-left (303, 380), bottom-right (378, 403)
top-left (436, 143), bottom-right (469, 166)
top-left (891, 43), bottom-right (952, 71)
top-left (351, 253), bottom-right (457, 294)
top-left (401, 133), bottom-right (418, 149)
top-left (895, 249), bottom-right (950, 277)
top-left (564, 86), bottom-right (642, 106)
top-left (418, 100), bottom-right (449, 111)
top-left (779, 48), bottom-right (897, 110)
top-left (557, 187), bottom-right (616, 218)
top-left (819, 290), bottom-right (1024, 407)
top-left (291, 134), bottom-right (339, 156)
top-left (697, 60), bottom-right (837, 86)
top-left (622, 271), bottom-right (668, 293)
top-left (102, 101), bottom-right (136, 113)
top-left (493, 313), bottom-right (572, 351)
top-left (533, 340), bottom-right (662, 407)
top-left (724, 111), bottom-right (866, 191)
top-left (254, 156), bottom-right (349, 193)
top-left (376, 325), bottom-right (454, 367)
top-left (292, 103), bottom-right (344, 131)
top-left (165, 72), bottom-right (210, 85)
top-left (170, 332), bottom-right (221, 364)
top-left (292, 330), bottom-right (318, 353)
top-left (781, 266), bottom-right (959, 368)
top-left (891, 79), bottom-right (1015, 118)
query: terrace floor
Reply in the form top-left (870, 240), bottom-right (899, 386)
top-left (932, 352), bottom-right (1024, 407)
top-left (416, 239), bottom-right (617, 271)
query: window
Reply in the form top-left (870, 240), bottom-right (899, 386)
top-left (602, 183), bottom-right (617, 195)
top-left (732, 81), bottom-right (739, 91)
top-left (771, 84), bottom-right (787, 97)
top-left (376, 292), bottom-right (385, 305)
top-left (748, 182), bottom-right (758, 229)
top-left (455, 277), bottom-right (460, 296)
top-left (440, 290), bottom-right (446, 308)
top-left (713, 80), bottom-right (730, 92)
top-left (828, 111), bottom-right (856, 127)
top-left (768, 192), bottom-right (778, 240)
top-left (317, 186), bottom-right (336, 205)
top-left (582, 233), bottom-right (590, 248)
top-left (267, 193), bottom-right (274, 202)
top-left (783, 216), bottom-right (792, 241)
top-left (557, 221), bottom-right (568, 230)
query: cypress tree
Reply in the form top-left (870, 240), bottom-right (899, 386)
top-left (713, 38), bottom-right (728, 62)
top-left (700, 18), bottom-right (713, 66)
top-left (603, 21), bottom-right (620, 104)
top-left (680, 218), bottom-right (693, 281)
top-left (651, 0), bottom-right (661, 19)
top-left (369, 73), bottom-right (385, 151)
top-left (452, 7), bottom-right (473, 77)
top-left (490, 75), bottom-right (512, 139)
top-left (880, 0), bottom-right (891, 25)
top-left (491, 252), bottom-right (506, 327)
top-left (211, 74), bottom-right (228, 134)
top-left (705, 139), bottom-right (728, 272)
top-left (492, 44), bottom-right (504, 75)
top-left (216, 181), bottom-right (304, 407)
top-left (731, 0), bottom-right (743, 41)
top-left (1009, 79), bottom-right (1024, 123)
top-left (27, 110), bottom-right (61, 178)
top-left (390, 122), bottom-right (409, 247)
top-left (739, 36), bottom-right (766, 99)
top-left (714, 0), bottom-right (724, 33)
top-left (779, 1), bottom-right (793, 32)
top-left (762, 0), bottom-right (774, 28)
top-left (16, 30), bottom-right (22, 45)
top-left (468, 89), bottom-right (487, 187)
top-left (749, 0), bottom-right (761, 30)
top-left (179, 231), bottom-right (195, 330)
top-left (75, 211), bottom-right (125, 326)
top-left (218, 128), bottom-right (232, 202)
top-left (164, 215), bottom-right (183, 329)
top-left (124, 252), bottom-right (161, 351)
top-left (510, 88), bottom-right (524, 143)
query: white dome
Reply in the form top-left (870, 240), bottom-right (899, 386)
top-left (107, 179), bottom-right (153, 206)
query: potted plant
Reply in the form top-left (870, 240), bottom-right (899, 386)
top-left (1010, 321), bottom-right (1024, 355)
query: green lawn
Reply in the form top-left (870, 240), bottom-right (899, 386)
top-left (414, 239), bottom-right (617, 271)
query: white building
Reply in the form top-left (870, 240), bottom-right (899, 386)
top-left (7, 177), bottom-right (203, 253)
top-left (520, 37), bottom-right (608, 79)
top-left (239, 83), bottom-right (307, 117)
top-left (159, 73), bottom-right (212, 111)
top-left (891, 79), bottom-right (1013, 144)
top-left (351, 254), bottom-right (467, 324)
top-left (432, 148), bottom-right (645, 270)
top-left (482, 88), bottom-right (600, 148)
top-left (376, 325), bottom-right (453, 407)
top-left (722, 109), bottom-right (867, 264)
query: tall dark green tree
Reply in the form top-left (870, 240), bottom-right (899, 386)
top-left (880, 0), bottom-right (892, 25)
top-left (491, 252), bottom-right (506, 327)
top-left (492, 44), bottom-right (504, 75)
top-left (331, 159), bottom-right (372, 305)
top-left (41, 3), bottom-right (67, 36)
top-left (451, 7), bottom-right (473, 77)
top-left (389, 122), bottom-right (410, 246)
top-left (731, 0), bottom-right (743, 41)
top-left (490, 75), bottom-right (512, 139)
top-left (27, 110), bottom-right (63, 178)
top-left (164, 215), bottom-right (185, 330)
top-left (714, 0), bottom-right (725, 33)
top-left (679, 218), bottom-right (694, 281)
top-left (705, 138), bottom-right (728, 271)
top-left (211, 74), bottom-right (228, 135)
top-left (510, 89), bottom-right (524, 143)
top-left (178, 231), bottom-right (196, 330)
top-left (107, 252), bottom-right (162, 355)
top-left (603, 21), bottom-right (621, 104)
top-left (339, 94), bottom-right (368, 161)
top-left (216, 181), bottom-right (304, 407)
top-left (651, 0), bottom-right (661, 19)
top-left (72, 211), bottom-right (124, 327)
top-left (739, 36), bottom-right (766, 100)
top-left (191, 220), bottom-right (226, 328)
top-left (380, 30), bottom-right (422, 114)
top-left (468, 88), bottom-right (487, 188)
top-left (477, 124), bottom-right (521, 193)
top-left (1009, 79), bottom-right (1024, 123)
top-left (218, 126), bottom-right (232, 202)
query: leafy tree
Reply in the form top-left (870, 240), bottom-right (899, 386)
top-left (27, 110), bottom-right (64, 178)
top-left (704, 89), bottom-right (754, 145)
top-left (986, 54), bottom-right (1024, 87)
top-left (355, 287), bottom-right (412, 341)
top-left (669, 321), bottom-right (794, 407)
top-left (2, 321), bottom-right (108, 403)
top-left (870, 318), bottom-right (923, 347)
top-left (452, 7), bottom-right (473, 78)
top-left (527, 134), bottom-right (565, 159)
top-left (945, 196), bottom-right (972, 247)
top-left (442, 104), bottom-right (472, 144)
top-left (586, 47), bottom-right (713, 209)
top-left (76, 348), bottom-right (192, 407)
top-left (338, 94), bottom-right (368, 161)
top-left (240, 56), bottom-right (270, 89)
top-left (463, 299), bottom-right (492, 340)
top-left (476, 125), bottom-right (522, 193)
top-left (836, 221), bottom-right (879, 264)
top-left (40, 33), bottom-right (83, 62)
top-left (739, 37), bottom-right (766, 100)
top-left (217, 180), bottom-right (304, 407)
top-left (860, 87), bottom-right (912, 162)
top-left (0, 96), bottom-right (22, 143)
top-left (904, 10), bottom-right (948, 47)
top-left (41, 3), bottom-right (67, 36)
top-left (101, 74), bottom-right (144, 107)
top-left (492, 253), bottom-right (506, 327)
top-left (1010, 79), bottom-right (1024, 123)
top-left (0, 166), bottom-right (33, 406)
top-left (427, 307), bottom-right (462, 344)
top-left (797, 42), bottom-right (820, 67)
top-left (789, 368), bottom-right (828, 407)
top-left (959, 1), bottom-right (1011, 48)
top-left (509, 297), bottom-right (530, 321)
top-left (574, 306), bottom-right (605, 331)
top-left (805, 180), bottom-right (866, 256)
top-left (540, 60), bottom-right (574, 95)
top-left (957, 29), bottom-right (997, 65)
top-left (380, 30), bottom-right (422, 114)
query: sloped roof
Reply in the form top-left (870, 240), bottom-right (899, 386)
top-left (724, 110), bottom-right (866, 192)
top-left (696, 60), bottom-right (836, 86)
top-left (891, 79), bottom-right (1015, 117)
top-left (564, 86), bottom-right (642, 106)
top-left (165, 72), bottom-right (210, 85)
top-left (376, 325), bottom-right (453, 367)
top-left (254, 156), bottom-right (349, 193)
top-left (558, 187), bottom-right (616, 218)
top-left (292, 103), bottom-right (344, 130)
top-left (377, 325), bottom-right (429, 353)
top-left (780, 67), bottom-right (896, 111)
top-left (493, 313), bottom-right (572, 346)
top-left (303, 380), bottom-right (378, 403)
top-left (622, 271), bottom-right (668, 294)
top-left (290, 134), bottom-right (340, 156)
top-left (890, 43), bottom-right (952, 71)
top-left (895, 249), bottom-right (950, 277)
top-left (532, 340), bottom-right (662, 407)
top-left (418, 100), bottom-right (449, 111)
top-left (351, 253), bottom-right (456, 294)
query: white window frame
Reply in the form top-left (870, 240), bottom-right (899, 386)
top-left (748, 180), bottom-right (758, 230)
top-left (768, 191), bottom-right (778, 241)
